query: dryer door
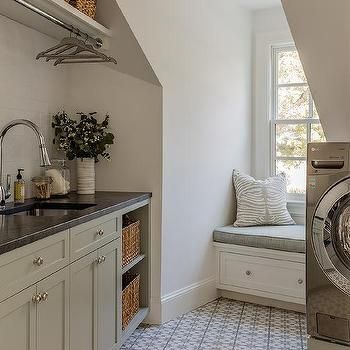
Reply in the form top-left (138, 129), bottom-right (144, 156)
top-left (313, 177), bottom-right (350, 295)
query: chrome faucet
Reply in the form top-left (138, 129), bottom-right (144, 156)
top-left (0, 119), bottom-right (51, 208)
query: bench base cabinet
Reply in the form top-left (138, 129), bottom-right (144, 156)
top-left (214, 243), bottom-right (306, 305)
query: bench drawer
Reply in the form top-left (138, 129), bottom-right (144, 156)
top-left (0, 230), bottom-right (69, 301)
top-left (70, 213), bottom-right (119, 260)
top-left (219, 251), bottom-right (305, 300)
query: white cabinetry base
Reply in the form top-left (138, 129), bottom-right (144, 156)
top-left (214, 243), bottom-right (306, 307)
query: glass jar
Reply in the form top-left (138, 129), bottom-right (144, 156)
top-left (45, 159), bottom-right (71, 196)
top-left (32, 176), bottom-right (53, 200)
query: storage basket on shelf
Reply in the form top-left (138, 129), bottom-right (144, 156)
top-left (66, 0), bottom-right (97, 19)
top-left (122, 273), bottom-right (140, 330)
top-left (122, 216), bottom-right (141, 267)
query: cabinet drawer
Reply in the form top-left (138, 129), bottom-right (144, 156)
top-left (70, 212), bottom-right (119, 261)
top-left (219, 252), bottom-right (305, 299)
top-left (0, 230), bottom-right (69, 302)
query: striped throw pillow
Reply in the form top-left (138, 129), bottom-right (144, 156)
top-left (233, 170), bottom-right (295, 227)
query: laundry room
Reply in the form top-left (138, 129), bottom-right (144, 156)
top-left (0, 0), bottom-right (347, 350)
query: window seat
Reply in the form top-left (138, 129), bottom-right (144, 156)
top-left (213, 224), bottom-right (305, 253)
top-left (213, 225), bottom-right (306, 308)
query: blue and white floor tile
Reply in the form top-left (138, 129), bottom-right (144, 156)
top-left (122, 298), bottom-right (307, 350)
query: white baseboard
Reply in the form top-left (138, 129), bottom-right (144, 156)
top-left (219, 289), bottom-right (305, 313)
top-left (308, 338), bottom-right (348, 349)
top-left (161, 277), bottom-right (218, 323)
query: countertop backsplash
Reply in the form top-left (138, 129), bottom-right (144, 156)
top-left (0, 14), bottom-right (69, 200)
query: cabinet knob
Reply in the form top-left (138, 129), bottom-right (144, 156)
top-left (32, 294), bottom-right (42, 304)
top-left (96, 256), bottom-right (106, 264)
top-left (97, 229), bottom-right (104, 237)
top-left (298, 278), bottom-right (304, 285)
top-left (246, 270), bottom-right (252, 276)
top-left (33, 257), bottom-right (44, 266)
top-left (41, 292), bottom-right (49, 302)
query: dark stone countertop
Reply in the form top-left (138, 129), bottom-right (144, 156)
top-left (0, 191), bottom-right (151, 255)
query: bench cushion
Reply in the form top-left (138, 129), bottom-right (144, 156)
top-left (213, 225), bottom-right (305, 253)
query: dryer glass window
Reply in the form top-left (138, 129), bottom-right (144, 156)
top-left (333, 203), bottom-right (350, 269)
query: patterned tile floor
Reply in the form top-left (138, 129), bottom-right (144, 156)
top-left (122, 298), bottom-right (307, 350)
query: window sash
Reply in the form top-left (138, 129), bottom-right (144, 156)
top-left (271, 46), bottom-right (319, 199)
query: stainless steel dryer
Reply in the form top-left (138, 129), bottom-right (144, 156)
top-left (307, 142), bottom-right (350, 346)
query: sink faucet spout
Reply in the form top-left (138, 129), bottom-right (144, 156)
top-left (0, 119), bottom-right (51, 207)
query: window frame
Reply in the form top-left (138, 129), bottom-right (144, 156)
top-left (270, 45), bottom-right (323, 201)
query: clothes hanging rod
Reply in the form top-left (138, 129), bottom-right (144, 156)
top-left (14, 0), bottom-right (103, 48)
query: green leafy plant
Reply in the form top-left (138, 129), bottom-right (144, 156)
top-left (52, 111), bottom-right (115, 161)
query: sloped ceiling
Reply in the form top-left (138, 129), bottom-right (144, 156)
top-left (282, 0), bottom-right (350, 141)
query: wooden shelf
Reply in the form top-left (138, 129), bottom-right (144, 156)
top-left (121, 307), bottom-right (149, 345)
top-left (122, 254), bottom-right (146, 275)
top-left (0, 0), bottom-right (112, 48)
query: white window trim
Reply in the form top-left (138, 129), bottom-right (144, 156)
top-left (270, 45), bottom-right (322, 202)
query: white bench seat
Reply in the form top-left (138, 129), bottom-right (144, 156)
top-left (213, 224), bottom-right (305, 253)
top-left (213, 224), bottom-right (306, 308)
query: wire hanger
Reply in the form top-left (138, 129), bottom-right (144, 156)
top-left (36, 37), bottom-right (117, 66)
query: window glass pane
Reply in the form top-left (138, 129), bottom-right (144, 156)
top-left (311, 123), bottom-right (326, 142)
top-left (276, 160), bottom-right (306, 194)
top-left (278, 50), bottom-right (307, 84)
top-left (278, 86), bottom-right (309, 119)
top-left (276, 124), bottom-right (307, 157)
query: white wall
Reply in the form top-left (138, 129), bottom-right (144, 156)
top-left (0, 15), bottom-right (68, 198)
top-left (252, 7), bottom-right (292, 180)
top-left (68, 65), bottom-right (163, 322)
top-left (117, 0), bottom-right (252, 321)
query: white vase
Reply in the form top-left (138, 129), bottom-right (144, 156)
top-left (77, 158), bottom-right (95, 194)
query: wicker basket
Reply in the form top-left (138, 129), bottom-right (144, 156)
top-left (122, 220), bottom-right (141, 267)
top-left (69, 0), bottom-right (97, 19)
top-left (122, 274), bottom-right (140, 330)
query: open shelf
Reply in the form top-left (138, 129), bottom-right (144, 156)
top-left (121, 307), bottom-right (149, 345)
top-left (36, 0), bottom-right (113, 37)
top-left (0, 0), bottom-right (112, 48)
top-left (122, 254), bottom-right (146, 275)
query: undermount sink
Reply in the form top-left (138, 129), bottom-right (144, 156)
top-left (0, 202), bottom-right (96, 216)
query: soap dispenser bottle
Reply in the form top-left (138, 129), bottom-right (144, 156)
top-left (14, 168), bottom-right (25, 204)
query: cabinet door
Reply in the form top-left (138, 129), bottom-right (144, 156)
top-left (70, 250), bottom-right (98, 350)
top-left (0, 285), bottom-right (36, 350)
top-left (37, 267), bottom-right (70, 350)
top-left (97, 239), bottom-right (120, 350)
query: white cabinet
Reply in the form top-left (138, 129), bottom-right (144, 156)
top-left (0, 285), bottom-right (36, 350)
top-left (70, 239), bottom-right (121, 350)
top-left (0, 267), bottom-right (69, 350)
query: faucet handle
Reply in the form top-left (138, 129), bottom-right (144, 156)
top-left (5, 174), bottom-right (11, 199)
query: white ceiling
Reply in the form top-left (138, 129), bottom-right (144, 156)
top-left (238, 0), bottom-right (281, 10)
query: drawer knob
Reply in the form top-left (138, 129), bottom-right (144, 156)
top-left (33, 257), bottom-right (44, 266)
top-left (298, 278), bottom-right (304, 285)
top-left (32, 294), bottom-right (42, 304)
top-left (97, 229), bottom-right (104, 236)
top-left (41, 292), bottom-right (49, 302)
top-left (246, 270), bottom-right (252, 276)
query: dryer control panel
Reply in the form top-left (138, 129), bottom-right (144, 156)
top-left (307, 142), bottom-right (349, 175)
